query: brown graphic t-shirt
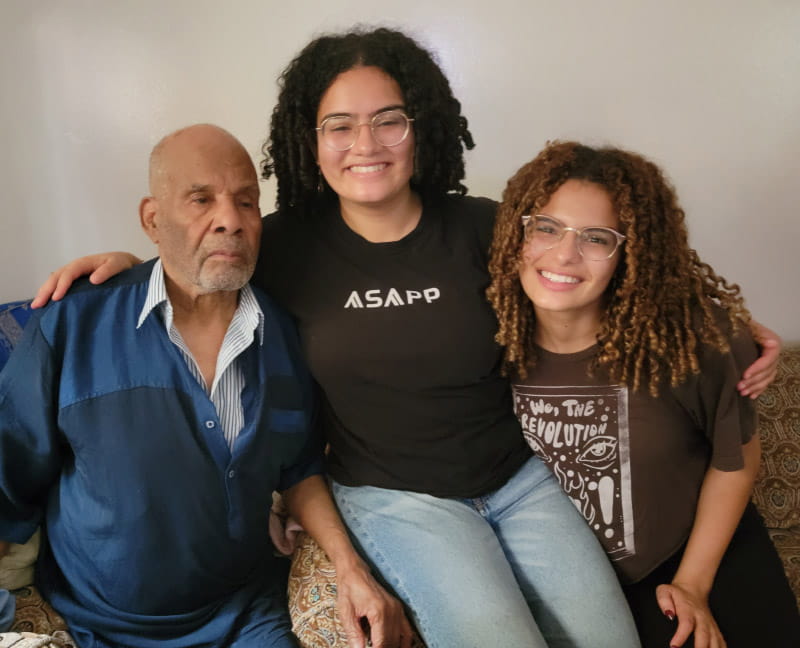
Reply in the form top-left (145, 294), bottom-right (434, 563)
top-left (513, 334), bottom-right (757, 583)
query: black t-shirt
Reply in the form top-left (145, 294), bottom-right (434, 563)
top-left (254, 195), bottom-right (530, 497)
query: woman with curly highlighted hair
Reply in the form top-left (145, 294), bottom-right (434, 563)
top-left (488, 141), bottom-right (800, 647)
top-left (32, 28), bottom-right (784, 648)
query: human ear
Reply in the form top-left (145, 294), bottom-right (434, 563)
top-left (139, 197), bottom-right (160, 244)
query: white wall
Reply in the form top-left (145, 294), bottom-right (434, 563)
top-left (1, 0), bottom-right (798, 340)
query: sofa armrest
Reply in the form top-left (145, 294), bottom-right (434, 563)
top-left (288, 532), bottom-right (425, 648)
top-left (7, 586), bottom-right (74, 645)
top-left (752, 345), bottom-right (800, 608)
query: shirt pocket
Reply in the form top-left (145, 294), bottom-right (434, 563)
top-left (266, 375), bottom-right (308, 434)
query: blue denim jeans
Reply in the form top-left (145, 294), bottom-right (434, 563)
top-left (0, 589), bottom-right (14, 632)
top-left (332, 457), bottom-right (640, 648)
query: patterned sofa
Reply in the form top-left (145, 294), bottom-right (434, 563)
top-left (1, 296), bottom-right (798, 645)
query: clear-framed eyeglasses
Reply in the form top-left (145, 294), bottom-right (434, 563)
top-left (316, 109), bottom-right (415, 151)
top-left (522, 214), bottom-right (626, 261)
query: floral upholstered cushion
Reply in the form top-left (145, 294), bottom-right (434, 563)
top-left (764, 527), bottom-right (800, 608)
top-left (7, 588), bottom-right (72, 645)
top-left (751, 345), bottom-right (800, 605)
top-left (288, 533), bottom-right (425, 648)
top-left (752, 346), bottom-right (800, 529)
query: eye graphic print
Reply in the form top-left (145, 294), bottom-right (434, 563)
top-left (576, 436), bottom-right (618, 470)
top-left (525, 435), bottom-right (552, 463)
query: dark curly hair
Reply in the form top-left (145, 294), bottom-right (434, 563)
top-left (261, 26), bottom-right (475, 212)
top-left (487, 141), bottom-right (751, 396)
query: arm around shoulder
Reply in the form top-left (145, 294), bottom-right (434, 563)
top-left (738, 319), bottom-right (782, 398)
top-left (32, 252), bottom-right (142, 308)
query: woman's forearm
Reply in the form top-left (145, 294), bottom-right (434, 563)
top-left (282, 474), bottom-right (363, 570)
top-left (672, 435), bottom-right (761, 595)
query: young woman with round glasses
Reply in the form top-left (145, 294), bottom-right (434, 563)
top-left (33, 28), bottom-right (782, 648)
top-left (488, 141), bottom-right (800, 648)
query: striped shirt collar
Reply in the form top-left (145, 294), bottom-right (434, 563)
top-left (136, 258), bottom-right (264, 345)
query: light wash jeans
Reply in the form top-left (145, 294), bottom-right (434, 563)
top-left (332, 457), bottom-right (640, 648)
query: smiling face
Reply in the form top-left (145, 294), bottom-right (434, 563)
top-left (141, 125), bottom-right (262, 299)
top-left (315, 65), bottom-right (415, 214)
top-left (519, 179), bottom-right (621, 326)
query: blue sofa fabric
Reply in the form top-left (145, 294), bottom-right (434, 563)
top-left (0, 300), bottom-right (33, 372)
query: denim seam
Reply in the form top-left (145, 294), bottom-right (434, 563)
top-left (333, 487), bottom-right (441, 647)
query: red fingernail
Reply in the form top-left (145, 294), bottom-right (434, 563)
top-left (664, 609), bottom-right (675, 621)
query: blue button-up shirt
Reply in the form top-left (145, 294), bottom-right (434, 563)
top-left (0, 260), bottom-right (322, 647)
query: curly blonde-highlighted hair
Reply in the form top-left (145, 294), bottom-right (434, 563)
top-left (487, 141), bottom-right (750, 396)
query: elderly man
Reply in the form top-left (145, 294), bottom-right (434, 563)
top-left (0, 125), bottom-right (408, 648)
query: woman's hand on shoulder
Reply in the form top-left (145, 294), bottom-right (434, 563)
top-left (656, 582), bottom-right (726, 648)
top-left (32, 252), bottom-right (142, 308)
top-left (737, 320), bottom-right (782, 399)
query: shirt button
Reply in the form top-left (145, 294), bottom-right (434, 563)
top-left (205, 420), bottom-right (215, 429)
top-left (228, 470), bottom-right (235, 478)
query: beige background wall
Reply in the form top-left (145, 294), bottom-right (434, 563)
top-left (1, 0), bottom-right (798, 340)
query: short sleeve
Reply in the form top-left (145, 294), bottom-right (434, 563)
top-left (696, 326), bottom-right (759, 471)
